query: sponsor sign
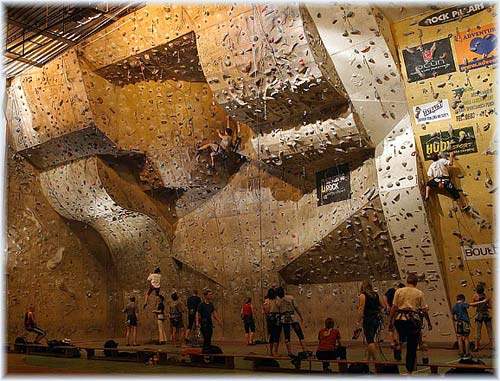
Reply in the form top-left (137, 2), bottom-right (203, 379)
top-left (419, 3), bottom-right (490, 26)
top-left (420, 126), bottom-right (478, 160)
top-left (455, 23), bottom-right (497, 72)
top-left (403, 38), bottom-right (456, 82)
top-left (462, 243), bottom-right (496, 260)
top-left (316, 164), bottom-right (351, 206)
top-left (453, 86), bottom-right (495, 121)
top-left (413, 99), bottom-right (451, 124)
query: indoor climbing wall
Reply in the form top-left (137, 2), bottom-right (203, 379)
top-left (393, 4), bottom-right (496, 319)
top-left (6, 146), bottom-right (119, 342)
top-left (39, 157), bottom-right (176, 338)
top-left (196, 4), bottom-right (373, 171)
top-left (6, 3), bottom-right (491, 345)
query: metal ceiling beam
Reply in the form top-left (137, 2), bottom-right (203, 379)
top-left (4, 52), bottom-right (43, 67)
top-left (7, 18), bottom-right (76, 45)
top-left (6, 7), bottom-right (94, 53)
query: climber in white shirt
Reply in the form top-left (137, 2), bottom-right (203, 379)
top-left (424, 152), bottom-right (466, 210)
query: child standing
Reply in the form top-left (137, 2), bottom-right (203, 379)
top-left (143, 267), bottom-right (161, 310)
top-left (241, 297), bottom-right (256, 345)
top-left (123, 296), bottom-right (139, 346)
top-left (452, 294), bottom-right (486, 358)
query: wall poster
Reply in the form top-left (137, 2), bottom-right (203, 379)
top-left (402, 38), bottom-right (457, 82)
top-left (316, 164), bottom-right (351, 206)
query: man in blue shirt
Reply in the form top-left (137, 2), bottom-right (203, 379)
top-left (452, 294), bottom-right (486, 358)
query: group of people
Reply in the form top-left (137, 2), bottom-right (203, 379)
top-left (355, 274), bottom-right (492, 374)
top-left (23, 264), bottom-right (491, 375)
top-left (123, 268), bottom-right (221, 349)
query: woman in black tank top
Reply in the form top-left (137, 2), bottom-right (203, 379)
top-left (356, 280), bottom-right (387, 360)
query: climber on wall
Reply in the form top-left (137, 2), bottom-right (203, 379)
top-left (424, 152), bottom-right (466, 210)
top-left (196, 115), bottom-right (235, 169)
top-left (143, 267), bottom-right (161, 310)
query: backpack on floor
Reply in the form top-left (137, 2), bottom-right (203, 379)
top-left (202, 345), bottom-right (225, 364)
top-left (348, 362), bottom-right (370, 374)
top-left (14, 337), bottom-right (28, 353)
top-left (103, 339), bottom-right (119, 357)
top-left (48, 339), bottom-right (81, 358)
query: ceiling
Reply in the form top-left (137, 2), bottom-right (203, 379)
top-left (3, 3), bottom-right (144, 79)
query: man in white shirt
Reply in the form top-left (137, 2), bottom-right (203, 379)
top-left (424, 152), bottom-right (464, 209)
top-left (143, 267), bottom-right (161, 310)
top-left (388, 274), bottom-right (432, 374)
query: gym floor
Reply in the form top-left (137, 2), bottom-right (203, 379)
top-left (6, 340), bottom-right (494, 375)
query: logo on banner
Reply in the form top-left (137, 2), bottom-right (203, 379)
top-left (462, 243), bottom-right (496, 260)
top-left (403, 38), bottom-right (456, 82)
top-left (420, 126), bottom-right (478, 160)
top-left (413, 99), bottom-right (451, 124)
top-left (419, 3), bottom-right (489, 26)
top-left (316, 164), bottom-right (351, 206)
top-left (455, 23), bottom-right (497, 71)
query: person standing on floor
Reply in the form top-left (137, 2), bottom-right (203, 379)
top-left (185, 290), bottom-right (202, 343)
top-left (473, 285), bottom-right (493, 351)
top-left (388, 274), bottom-right (430, 374)
top-left (24, 305), bottom-right (48, 344)
top-left (169, 292), bottom-right (185, 347)
top-left (123, 296), bottom-right (139, 346)
top-left (196, 289), bottom-right (221, 349)
top-left (241, 297), bottom-right (256, 345)
top-left (452, 293), bottom-right (487, 358)
top-left (143, 267), bottom-right (161, 310)
top-left (356, 280), bottom-right (386, 360)
top-left (384, 283), bottom-right (405, 356)
top-left (153, 295), bottom-right (167, 344)
top-left (267, 288), bottom-right (282, 357)
top-left (316, 318), bottom-right (346, 373)
top-left (276, 287), bottom-right (307, 356)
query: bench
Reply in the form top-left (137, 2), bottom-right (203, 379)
top-left (21, 344), bottom-right (80, 358)
top-left (13, 343), bottom-right (495, 374)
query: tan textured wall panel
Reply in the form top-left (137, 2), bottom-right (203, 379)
top-left (6, 149), bottom-right (117, 342)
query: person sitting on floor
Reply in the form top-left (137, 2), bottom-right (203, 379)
top-left (425, 152), bottom-right (466, 210)
top-left (316, 318), bottom-right (346, 372)
top-left (24, 305), bottom-right (47, 344)
top-left (197, 115), bottom-right (234, 169)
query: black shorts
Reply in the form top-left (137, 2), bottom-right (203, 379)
top-left (363, 318), bottom-right (380, 344)
top-left (170, 317), bottom-right (184, 329)
top-left (243, 316), bottom-right (255, 333)
top-left (427, 178), bottom-right (460, 200)
top-left (126, 315), bottom-right (137, 327)
top-left (456, 320), bottom-right (470, 336)
top-left (188, 313), bottom-right (196, 330)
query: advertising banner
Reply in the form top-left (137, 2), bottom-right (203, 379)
top-left (420, 126), bottom-right (478, 160)
top-left (455, 23), bottom-right (497, 72)
top-left (316, 164), bottom-right (351, 206)
top-left (403, 38), bottom-right (456, 82)
top-left (418, 3), bottom-right (490, 26)
top-left (413, 99), bottom-right (452, 124)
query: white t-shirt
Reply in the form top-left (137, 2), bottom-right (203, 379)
top-left (147, 273), bottom-right (161, 288)
top-left (427, 158), bottom-right (451, 178)
top-left (393, 286), bottom-right (428, 320)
